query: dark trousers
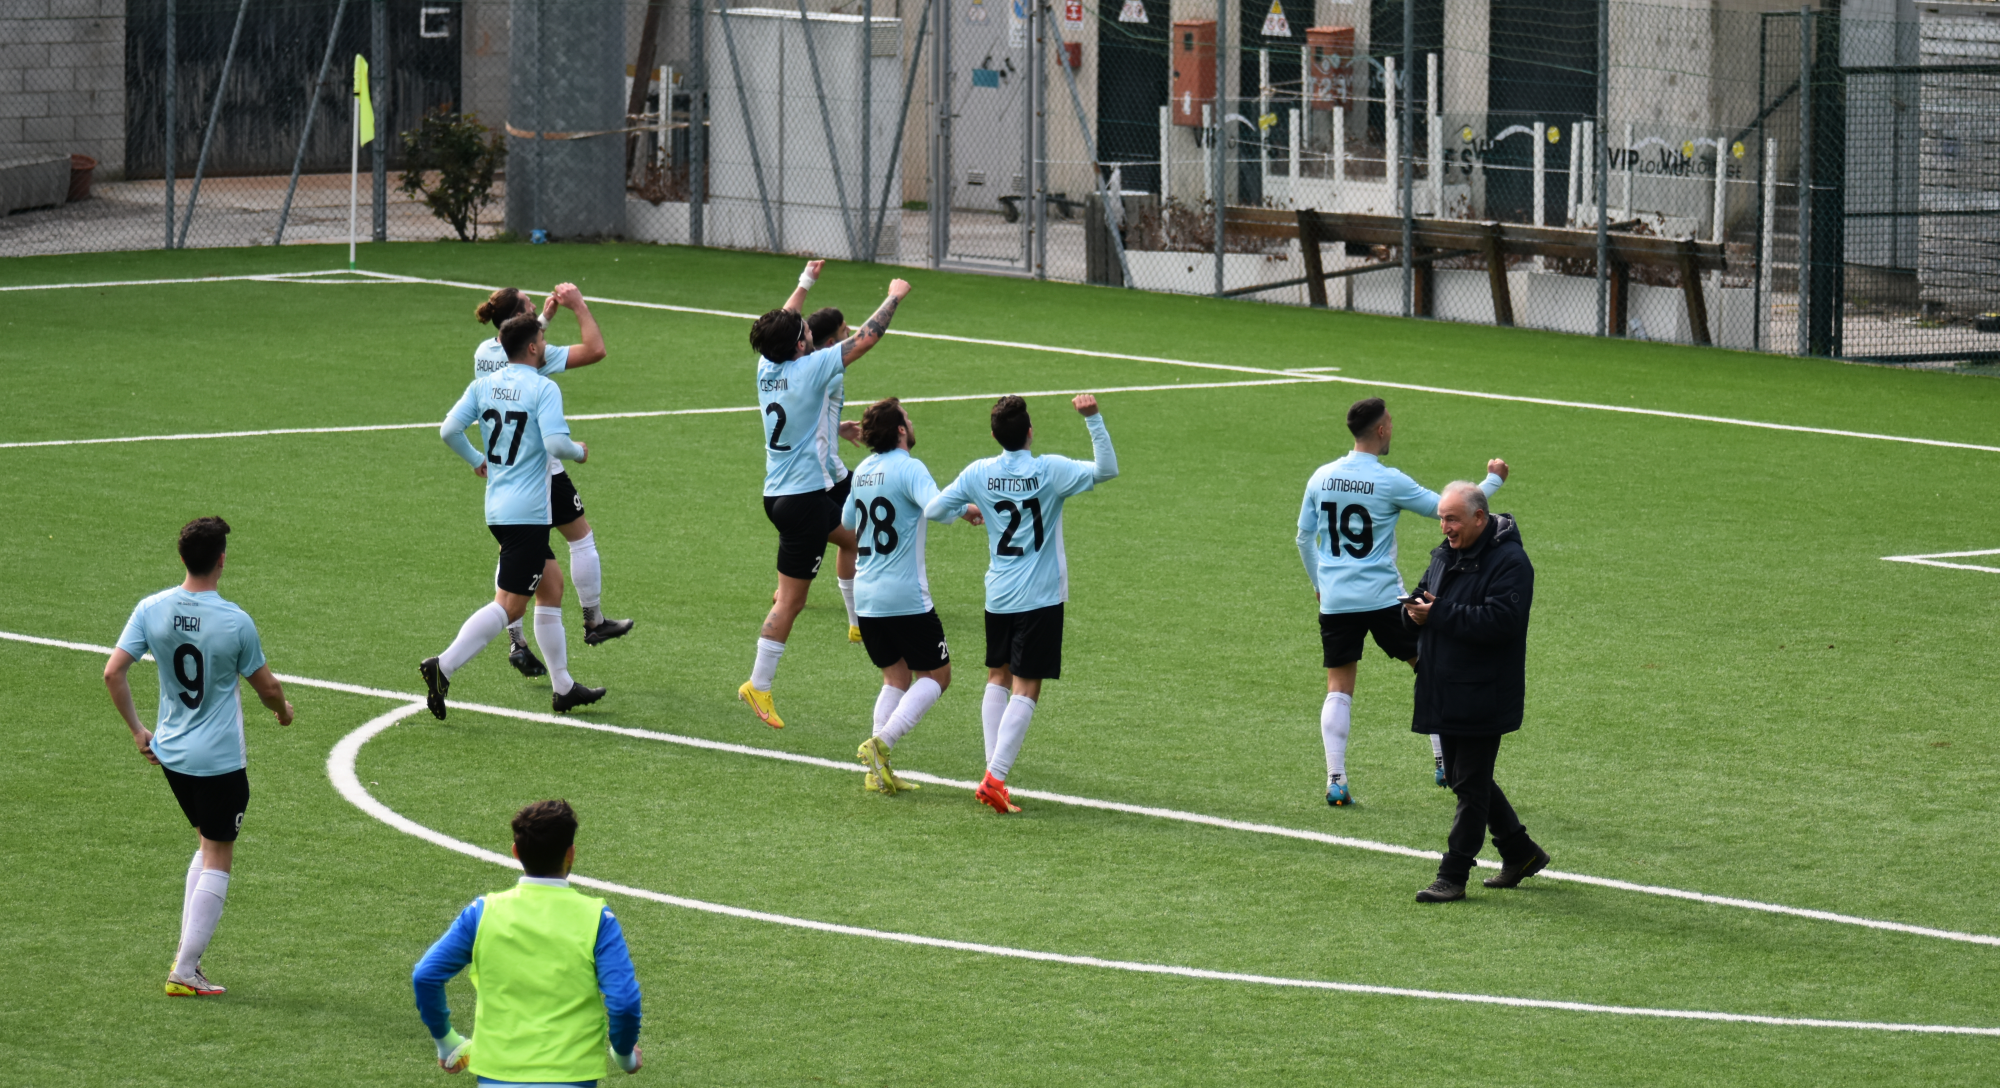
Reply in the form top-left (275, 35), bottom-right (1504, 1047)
top-left (1438, 733), bottom-right (1538, 883)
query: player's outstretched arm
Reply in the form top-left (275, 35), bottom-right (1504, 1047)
top-left (783, 260), bottom-right (825, 314)
top-left (556, 283), bottom-right (607, 368)
top-left (1074, 395), bottom-right (1119, 482)
top-left (841, 280), bottom-right (912, 365)
top-left (102, 649), bottom-right (159, 765)
top-left (246, 665), bottom-right (294, 726)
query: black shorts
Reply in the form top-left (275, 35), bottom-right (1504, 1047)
top-left (858, 610), bottom-right (951, 672)
top-left (763, 490), bottom-right (838, 580)
top-left (826, 472), bottom-right (852, 509)
top-left (550, 470), bottom-right (586, 527)
top-left (163, 766), bottom-right (250, 842)
top-left (490, 523), bottom-right (556, 595)
top-left (1320, 605), bottom-right (1419, 668)
top-left (985, 603), bottom-right (1064, 681)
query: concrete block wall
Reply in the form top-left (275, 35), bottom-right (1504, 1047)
top-left (0, 0), bottom-right (126, 180)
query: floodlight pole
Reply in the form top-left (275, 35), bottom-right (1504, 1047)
top-left (371, 0), bottom-right (387, 242)
top-left (163, 0), bottom-right (175, 249)
top-left (689, 0), bottom-right (705, 247)
top-left (1212, 0), bottom-right (1228, 296)
top-left (1594, 0), bottom-right (1609, 336)
top-left (1400, 0), bottom-right (1414, 317)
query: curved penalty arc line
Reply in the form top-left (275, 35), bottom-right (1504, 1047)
top-left (328, 706), bottom-right (2000, 1037)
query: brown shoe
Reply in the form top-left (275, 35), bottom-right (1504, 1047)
top-left (1482, 847), bottom-right (1551, 889)
top-left (1415, 878), bottom-right (1466, 903)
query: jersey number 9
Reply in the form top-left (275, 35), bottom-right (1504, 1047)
top-left (1320, 502), bottom-right (1375, 559)
top-left (173, 644), bottom-right (205, 710)
top-left (853, 497), bottom-right (898, 556)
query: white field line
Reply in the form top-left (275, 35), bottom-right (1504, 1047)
top-left (0, 379), bottom-right (1315, 451)
top-left (323, 703), bottom-right (1998, 1036)
top-left (1881, 549), bottom-right (2000, 575)
top-left (12, 266), bottom-right (2000, 456)
top-left (10, 626), bottom-right (1998, 951)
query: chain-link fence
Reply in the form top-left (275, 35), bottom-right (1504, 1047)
top-left (5, 0), bottom-right (1997, 364)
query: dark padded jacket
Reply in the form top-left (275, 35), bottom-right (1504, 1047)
top-left (1406, 513), bottom-right (1534, 737)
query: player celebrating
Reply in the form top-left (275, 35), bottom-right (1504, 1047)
top-left (806, 302), bottom-right (865, 643)
top-left (422, 313), bottom-right (606, 718)
top-left (103, 516), bottom-right (294, 997)
top-left (738, 271), bottom-right (912, 729)
top-left (1295, 397), bottom-right (1506, 806)
top-left (472, 283), bottom-right (632, 679)
top-left (845, 397), bottom-right (983, 793)
top-left (925, 394), bottom-right (1118, 815)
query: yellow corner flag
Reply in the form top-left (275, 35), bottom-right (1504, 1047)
top-left (354, 55), bottom-right (375, 146)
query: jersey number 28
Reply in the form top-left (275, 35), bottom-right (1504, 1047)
top-left (1320, 502), bottom-right (1375, 558)
top-left (853, 497), bottom-right (898, 556)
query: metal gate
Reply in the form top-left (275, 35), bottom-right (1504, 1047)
top-left (929, 0), bottom-right (1040, 274)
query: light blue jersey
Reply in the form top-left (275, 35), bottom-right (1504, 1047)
top-left (440, 364), bottom-right (581, 525)
top-left (1295, 451), bottom-right (1503, 614)
top-left (115, 587), bottom-right (267, 776)
top-left (756, 344), bottom-right (845, 497)
top-left (476, 339), bottom-right (571, 475)
top-left (926, 413), bottom-right (1118, 614)
top-left (841, 448), bottom-right (942, 617)
top-left (822, 369), bottom-right (850, 485)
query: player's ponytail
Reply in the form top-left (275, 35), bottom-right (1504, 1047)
top-left (476, 287), bottom-right (529, 325)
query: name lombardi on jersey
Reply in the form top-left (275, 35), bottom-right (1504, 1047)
top-left (1295, 450), bottom-right (1503, 614)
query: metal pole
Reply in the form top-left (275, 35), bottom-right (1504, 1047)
top-left (870, 0), bottom-right (933, 259)
top-left (930, 0), bottom-right (951, 268)
top-left (690, 0), bottom-right (706, 247)
top-left (1400, 0), bottom-right (1414, 317)
top-left (1213, 0), bottom-right (1228, 297)
top-left (1759, 137), bottom-right (1776, 352)
top-left (177, 0), bottom-right (251, 249)
top-left (276, 0), bottom-right (352, 246)
top-left (793, 0), bottom-right (861, 261)
top-left (1796, 7), bottom-right (1812, 357)
top-left (1031, 0), bottom-right (1045, 278)
top-left (719, 7), bottom-right (781, 250)
top-left (862, 0), bottom-right (873, 260)
top-left (371, 0), bottom-right (387, 242)
top-left (1050, 2), bottom-right (1132, 288)
top-left (349, 72), bottom-right (360, 267)
top-left (163, 0), bottom-right (175, 249)
top-left (1594, 0), bottom-right (1608, 336)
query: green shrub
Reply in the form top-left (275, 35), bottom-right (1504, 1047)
top-left (398, 109), bottom-right (505, 242)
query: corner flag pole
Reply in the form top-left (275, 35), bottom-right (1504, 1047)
top-left (350, 54), bottom-right (374, 270)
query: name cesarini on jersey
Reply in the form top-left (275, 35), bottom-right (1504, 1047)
top-left (842, 448), bottom-right (941, 617)
top-left (757, 344), bottom-right (845, 497)
top-left (926, 413), bottom-right (1119, 614)
top-left (1296, 450), bottom-right (1502, 614)
top-left (442, 364), bottom-right (574, 526)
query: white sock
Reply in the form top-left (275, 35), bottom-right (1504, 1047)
top-left (981, 683), bottom-right (1010, 765)
top-left (1430, 733), bottom-right (1445, 765)
top-left (878, 677), bottom-right (941, 748)
top-left (988, 694), bottom-right (1037, 781)
top-left (872, 684), bottom-right (905, 731)
top-left (750, 637), bottom-right (786, 691)
top-left (837, 578), bottom-right (858, 628)
top-left (1323, 692), bottom-right (1353, 781)
top-left (569, 533), bottom-right (604, 625)
top-left (507, 618), bottom-right (528, 649)
top-left (174, 869), bottom-right (230, 976)
top-left (440, 602), bottom-right (509, 677)
top-left (176, 848), bottom-right (202, 961)
top-left (533, 605), bottom-right (572, 695)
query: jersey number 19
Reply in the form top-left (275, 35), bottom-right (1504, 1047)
top-left (1320, 502), bottom-right (1375, 558)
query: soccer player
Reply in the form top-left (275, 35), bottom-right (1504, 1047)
top-left (422, 313), bottom-right (606, 718)
top-left (412, 799), bottom-right (643, 1080)
top-left (103, 516), bottom-right (295, 998)
top-left (1296, 396), bottom-right (1507, 806)
top-left (738, 272), bottom-right (913, 729)
top-left (925, 394), bottom-right (1118, 815)
top-left (806, 301), bottom-right (865, 643)
top-left (473, 283), bottom-right (633, 679)
top-left (844, 397), bottom-right (983, 793)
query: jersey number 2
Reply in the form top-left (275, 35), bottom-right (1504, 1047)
top-left (995, 498), bottom-right (1045, 556)
top-left (764, 403), bottom-right (792, 451)
top-left (1320, 502), bottom-right (1375, 558)
top-left (482, 410), bottom-right (529, 465)
top-left (853, 497), bottom-right (898, 556)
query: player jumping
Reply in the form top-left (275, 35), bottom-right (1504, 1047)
top-left (926, 394), bottom-right (1118, 815)
top-left (103, 516), bottom-right (294, 998)
top-left (423, 313), bottom-right (606, 718)
top-left (805, 299), bottom-right (866, 643)
top-left (472, 283), bottom-right (632, 679)
top-left (1295, 397), bottom-right (1506, 805)
top-left (739, 271), bottom-right (913, 728)
top-left (845, 397), bottom-right (983, 793)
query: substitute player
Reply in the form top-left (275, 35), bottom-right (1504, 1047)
top-left (845, 397), bottom-right (983, 793)
top-left (806, 300), bottom-right (865, 642)
top-left (925, 394), bottom-right (1118, 815)
top-left (472, 283), bottom-right (633, 679)
top-left (1296, 397), bottom-right (1506, 806)
top-left (738, 272), bottom-right (913, 729)
top-left (412, 799), bottom-right (643, 1080)
top-left (103, 516), bottom-right (294, 997)
top-left (422, 313), bottom-right (606, 718)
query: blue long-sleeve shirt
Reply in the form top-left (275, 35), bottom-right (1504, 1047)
top-left (412, 878), bottom-right (642, 1072)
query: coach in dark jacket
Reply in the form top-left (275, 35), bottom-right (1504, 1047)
top-left (1403, 481), bottom-right (1549, 903)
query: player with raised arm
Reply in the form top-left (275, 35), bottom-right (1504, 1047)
top-left (739, 270), bottom-right (912, 728)
top-left (925, 395), bottom-right (1118, 815)
top-left (472, 283), bottom-right (632, 679)
top-left (422, 313), bottom-right (606, 719)
top-left (845, 397), bottom-right (983, 794)
top-left (806, 300), bottom-right (866, 643)
top-left (1297, 397), bottom-right (1507, 806)
top-left (103, 516), bottom-right (295, 997)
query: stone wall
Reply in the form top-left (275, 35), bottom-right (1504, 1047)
top-left (0, 0), bottom-right (126, 179)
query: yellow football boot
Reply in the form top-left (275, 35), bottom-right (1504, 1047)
top-left (737, 681), bottom-right (784, 729)
top-left (849, 624), bottom-right (863, 644)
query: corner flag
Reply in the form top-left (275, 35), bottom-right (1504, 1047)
top-left (354, 55), bottom-right (375, 146)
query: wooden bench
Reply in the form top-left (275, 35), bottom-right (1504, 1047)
top-left (1223, 207), bottom-right (1731, 346)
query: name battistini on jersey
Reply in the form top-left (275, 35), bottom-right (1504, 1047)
top-left (1320, 476), bottom-right (1377, 494)
top-left (987, 476), bottom-right (1040, 493)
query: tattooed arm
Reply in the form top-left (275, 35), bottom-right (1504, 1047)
top-left (840, 279), bottom-right (912, 365)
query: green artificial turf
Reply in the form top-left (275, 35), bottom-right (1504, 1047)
top-left (3, 242), bottom-right (1996, 1086)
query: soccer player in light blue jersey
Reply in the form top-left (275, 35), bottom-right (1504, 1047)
top-left (1296, 397), bottom-right (1507, 806)
top-left (423, 313), bottom-right (606, 719)
top-left (807, 302), bottom-right (866, 642)
top-left (103, 517), bottom-right (294, 998)
top-left (844, 398), bottom-right (984, 794)
top-left (926, 394), bottom-right (1118, 815)
top-left (738, 268), bottom-right (912, 730)
top-left (472, 283), bottom-right (633, 678)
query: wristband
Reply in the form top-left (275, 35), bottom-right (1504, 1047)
top-left (798, 268), bottom-right (818, 291)
top-left (538, 314), bottom-right (549, 329)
